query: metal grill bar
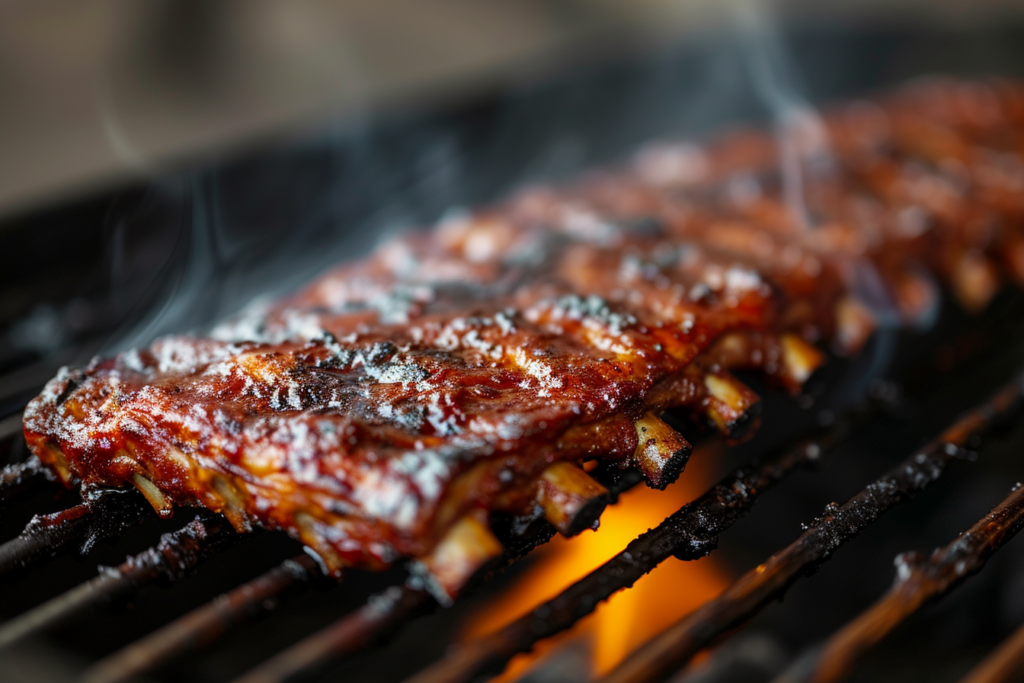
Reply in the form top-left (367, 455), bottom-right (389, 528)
top-left (232, 585), bottom-right (432, 683)
top-left (0, 489), bottom-right (150, 577)
top-left (599, 373), bottom-right (1024, 683)
top-left (402, 427), bottom-right (832, 683)
top-left (82, 553), bottom-right (323, 683)
top-left (0, 515), bottom-right (239, 648)
top-left (774, 483), bottom-right (1024, 683)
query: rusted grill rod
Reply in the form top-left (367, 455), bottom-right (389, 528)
top-left (957, 620), bottom-right (1024, 683)
top-left (0, 456), bottom-right (53, 505)
top-left (82, 553), bottom-right (324, 683)
top-left (403, 429), bottom-right (832, 683)
top-left (600, 373), bottom-right (1024, 683)
top-left (0, 489), bottom-right (150, 577)
top-left (0, 515), bottom-right (239, 648)
top-left (232, 584), bottom-right (432, 683)
top-left (773, 483), bottom-right (1024, 683)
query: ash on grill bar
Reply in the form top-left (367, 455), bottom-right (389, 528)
top-left (4, 10), bottom-right (1024, 683)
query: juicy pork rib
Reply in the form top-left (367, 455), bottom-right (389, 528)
top-left (23, 78), bottom-right (1024, 600)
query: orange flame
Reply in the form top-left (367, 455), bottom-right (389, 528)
top-left (460, 448), bottom-right (731, 680)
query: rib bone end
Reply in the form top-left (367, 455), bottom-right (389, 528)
top-left (953, 249), bottom-right (1000, 312)
top-left (536, 461), bottom-right (611, 536)
top-left (780, 333), bottom-right (825, 390)
top-left (132, 473), bottom-right (171, 517)
top-left (835, 296), bottom-right (877, 354)
top-left (633, 412), bottom-right (692, 490)
top-left (32, 442), bottom-right (74, 485)
top-left (704, 371), bottom-right (762, 440)
top-left (212, 476), bottom-right (255, 533)
top-left (418, 511), bottom-right (503, 606)
top-left (294, 512), bottom-right (348, 577)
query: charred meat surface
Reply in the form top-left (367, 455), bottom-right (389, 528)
top-left (22, 79), bottom-right (1024, 591)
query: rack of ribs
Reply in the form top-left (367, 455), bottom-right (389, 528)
top-left (23, 78), bottom-right (1024, 601)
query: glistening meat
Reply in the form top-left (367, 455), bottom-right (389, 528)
top-left (22, 78), bottom-right (1024, 601)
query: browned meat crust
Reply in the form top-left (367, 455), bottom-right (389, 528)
top-left (23, 78), bottom-right (1024, 596)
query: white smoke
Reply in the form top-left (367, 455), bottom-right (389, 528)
top-left (732, 0), bottom-right (834, 229)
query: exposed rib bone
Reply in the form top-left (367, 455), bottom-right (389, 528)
top-left (953, 249), bottom-right (1001, 312)
top-left (293, 512), bottom-right (346, 576)
top-left (780, 334), bottom-right (826, 388)
top-left (403, 426), bottom-right (826, 683)
top-left (703, 370), bottom-right (762, 439)
top-left (228, 485), bottom-right (587, 683)
top-left (834, 297), bottom-right (877, 354)
top-left (414, 512), bottom-right (502, 606)
top-left (632, 413), bottom-right (692, 489)
top-left (212, 475), bottom-right (254, 532)
top-left (536, 462), bottom-right (611, 536)
top-left (132, 474), bottom-right (171, 516)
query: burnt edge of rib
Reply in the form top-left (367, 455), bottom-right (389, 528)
top-left (0, 514), bottom-right (240, 648)
top-left (600, 372), bottom-right (1024, 683)
top-left (563, 493), bottom-right (613, 537)
top-left (779, 482), bottom-right (1024, 683)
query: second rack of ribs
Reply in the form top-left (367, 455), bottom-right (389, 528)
top-left (21, 78), bottom-right (1024, 598)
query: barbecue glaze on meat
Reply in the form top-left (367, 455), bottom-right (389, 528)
top-left (22, 79), bottom-right (1024, 597)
